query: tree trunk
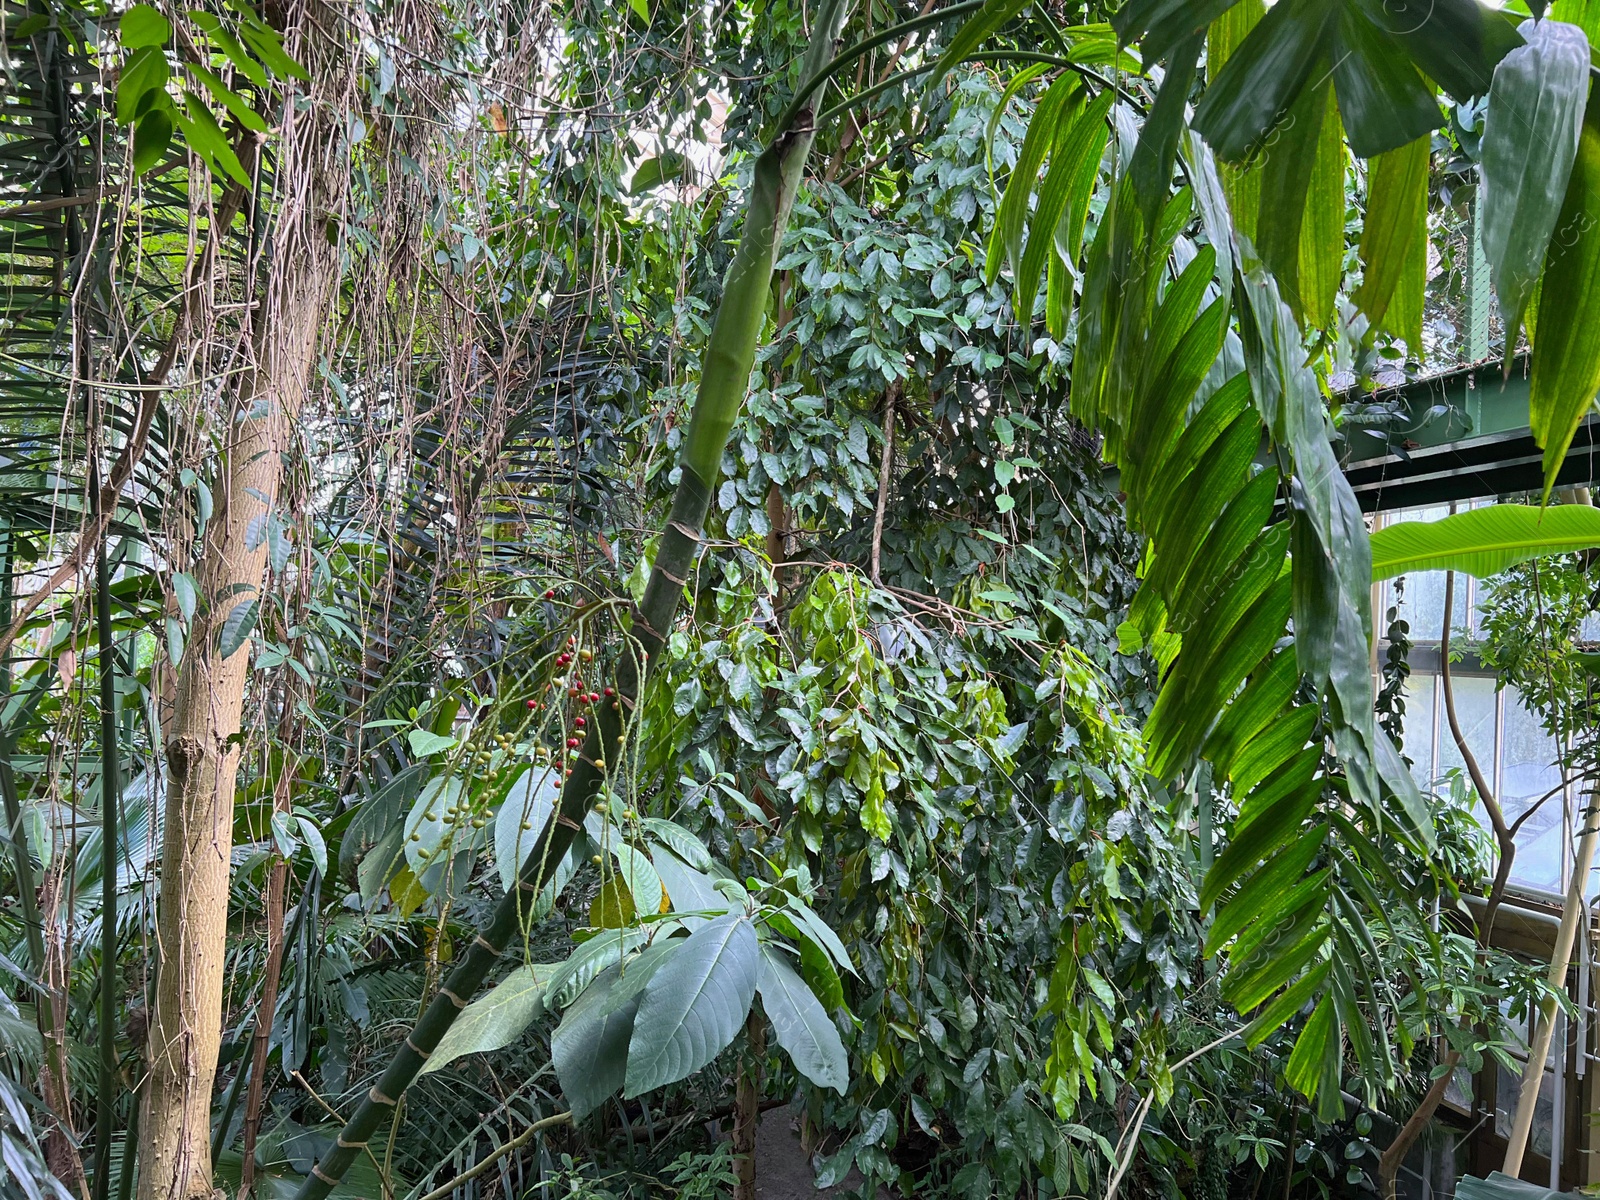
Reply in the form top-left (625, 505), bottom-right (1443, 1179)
top-left (136, 38), bottom-right (337, 1199)
top-left (733, 1007), bottom-right (766, 1200)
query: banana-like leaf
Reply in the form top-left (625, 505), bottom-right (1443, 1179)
top-left (1551, 0), bottom-right (1600, 42)
top-left (1353, 135), bottom-right (1429, 331)
top-left (756, 946), bottom-right (848, 1092)
top-left (624, 913), bottom-right (758, 1096)
top-left (1530, 91), bottom-right (1600, 498)
top-left (419, 962), bottom-right (559, 1076)
top-left (1481, 19), bottom-right (1591, 348)
top-left (1371, 503), bottom-right (1600, 578)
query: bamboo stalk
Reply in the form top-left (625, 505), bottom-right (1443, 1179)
top-left (1502, 782), bottom-right (1600, 1178)
top-left (290, 5), bottom-right (853, 1195)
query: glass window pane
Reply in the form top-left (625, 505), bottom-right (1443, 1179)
top-left (1401, 673), bottom-right (1436, 785)
top-left (1502, 687), bottom-right (1566, 893)
top-left (1438, 675), bottom-right (1496, 781)
top-left (1495, 1063), bottom-right (1556, 1162)
top-left (1396, 571), bottom-right (1449, 644)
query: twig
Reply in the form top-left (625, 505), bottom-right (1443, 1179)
top-left (412, 1111), bottom-right (573, 1200)
top-left (1104, 1026), bottom-right (1244, 1200)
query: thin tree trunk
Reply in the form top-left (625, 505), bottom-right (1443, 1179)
top-left (292, 3), bottom-right (854, 1194)
top-left (237, 855), bottom-right (290, 1198)
top-left (733, 1007), bottom-right (766, 1200)
top-left (137, 33), bottom-right (336, 1199)
top-left (869, 378), bottom-right (899, 585)
top-left (41, 867), bottom-right (90, 1200)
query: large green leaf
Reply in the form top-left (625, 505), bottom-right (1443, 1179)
top-left (546, 928), bottom-right (654, 1010)
top-left (1551, 0), bottom-right (1600, 43)
top-left (756, 946), bottom-right (848, 1093)
top-left (1377, 0), bottom-right (1524, 102)
top-left (419, 963), bottom-right (558, 1076)
top-left (1379, 207), bottom-right (1427, 350)
top-left (1255, 76), bottom-right (1329, 317)
top-left (624, 914), bottom-right (759, 1095)
top-left (651, 845), bottom-right (733, 929)
top-left (1370, 503), bottom-right (1600, 578)
top-left (1283, 995), bottom-right (1337, 1099)
top-left (1330, 0), bottom-right (1445, 157)
top-left (1193, 0), bottom-right (1333, 163)
top-left (1529, 90), bottom-right (1600, 498)
top-left (494, 765), bottom-right (561, 891)
top-left (1113, 0), bottom-right (1241, 63)
top-left (1298, 88), bottom-right (1347, 329)
top-left (551, 944), bottom-right (674, 1118)
top-left (1480, 19), bottom-right (1591, 348)
top-left (1353, 135), bottom-right (1430, 331)
top-left (612, 842), bottom-right (663, 916)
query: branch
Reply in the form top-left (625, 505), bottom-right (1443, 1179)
top-left (869, 378), bottom-right (900, 584)
top-left (412, 1112), bottom-right (572, 1200)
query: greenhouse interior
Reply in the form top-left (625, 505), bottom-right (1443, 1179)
top-left (4, 0), bottom-right (1600, 1198)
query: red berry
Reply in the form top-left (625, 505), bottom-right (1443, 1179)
top-left (588, 692), bottom-right (599, 704)
top-left (604, 687), bottom-right (615, 697)
top-left (567, 737), bottom-right (580, 748)
top-left (574, 716), bottom-right (586, 728)
top-left (526, 699), bottom-right (536, 709)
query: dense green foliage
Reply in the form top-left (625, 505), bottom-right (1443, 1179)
top-left (4, 0), bottom-right (1600, 1197)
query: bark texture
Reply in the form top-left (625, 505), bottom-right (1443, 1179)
top-left (136, 20), bottom-right (337, 1195)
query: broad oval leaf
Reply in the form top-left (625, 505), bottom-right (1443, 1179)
top-left (639, 817), bottom-right (714, 870)
top-left (612, 842), bottom-right (663, 916)
top-left (1370, 503), bottom-right (1600, 579)
top-left (119, 3), bottom-right (171, 48)
top-left (756, 946), bottom-right (847, 1093)
top-left (651, 846), bottom-right (732, 929)
top-left (494, 766), bottom-right (560, 891)
top-left (1481, 19), bottom-right (1591, 347)
top-left (403, 775), bottom-right (464, 877)
top-left (552, 943), bottom-right (675, 1117)
top-left (546, 927), bottom-right (654, 1011)
top-left (419, 962), bottom-right (557, 1075)
top-left (624, 914), bottom-right (758, 1096)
